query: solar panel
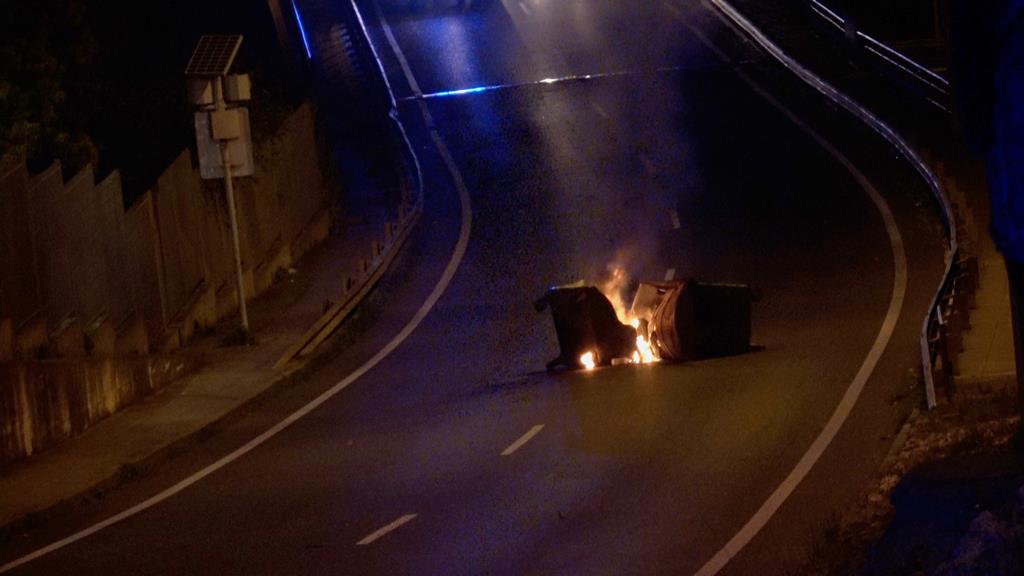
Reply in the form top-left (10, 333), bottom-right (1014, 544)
top-left (185, 35), bottom-right (244, 77)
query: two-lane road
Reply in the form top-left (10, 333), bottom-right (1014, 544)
top-left (0, 1), bottom-right (945, 574)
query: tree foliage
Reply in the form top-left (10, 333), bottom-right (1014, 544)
top-left (1, 0), bottom-right (302, 200)
top-left (0, 0), bottom-right (99, 174)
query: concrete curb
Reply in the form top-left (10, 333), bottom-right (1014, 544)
top-left (883, 408), bottom-right (920, 466)
top-left (273, 0), bottom-right (429, 369)
top-left (274, 186), bottom-right (423, 368)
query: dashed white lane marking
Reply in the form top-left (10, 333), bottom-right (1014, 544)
top-left (658, 2), bottom-right (909, 576)
top-left (519, 1), bottom-right (532, 16)
top-left (592, 102), bottom-right (610, 119)
top-left (664, 268), bottom-right (677, 282)
top-left (670, 210), bottom-right (681, 229)
top-left (356, 514), bottom-right (418, 546)
top-left (0, 1), bottom-right (475, 573)
top-left (501, 425), bottom-right (545, 456)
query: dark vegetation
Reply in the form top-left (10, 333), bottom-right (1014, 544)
top-left (0, 0), bottom-right (307, 204)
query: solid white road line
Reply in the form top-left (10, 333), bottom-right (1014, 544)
top-left (658, 3), bottom-right (909, 576)
top-left (518, 1), bottom-right (532, 17)
top-left (375, 9), bottom-right (422, 98)
top-left (501, 425), bottom-right (545, 456)
top-left (665, 268), bottom-right (677, 282)
top-left (370, 0), bottom-right (435, 126)
top-left (0, 1), bottom-right (476, 572)
top-left (356, 514), bottom-right (418, 546)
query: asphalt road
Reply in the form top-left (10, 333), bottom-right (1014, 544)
top-left (0, 0), bottom-right (947, 574)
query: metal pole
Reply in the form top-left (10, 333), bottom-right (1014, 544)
top-left (215, 76), bottom-right (249, 335)
top-left (223, 146), bottom-right (249, 334)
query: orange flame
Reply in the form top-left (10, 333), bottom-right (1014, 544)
top-left (597, 266), bottom-right (659, 365)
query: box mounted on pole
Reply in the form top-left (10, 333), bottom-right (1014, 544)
top-left (185, 34), bottom-right (254, 338)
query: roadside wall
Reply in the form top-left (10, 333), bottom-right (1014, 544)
top-left (0, 163), bottom-right (40, 323)
top-left (0, 101), bottom-right (333, 466)
top-left (0, 356), bottom-right (193, 465)
top-left (0, 101), bottom-right (329, 351)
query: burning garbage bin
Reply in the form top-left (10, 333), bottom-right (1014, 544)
top-left (535, 285), bottom-right (637, 371)
top-left (645, 280), bottom-right (758, 362)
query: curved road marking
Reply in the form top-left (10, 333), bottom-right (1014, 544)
top-left (356, 514), bottom-right (418, 546)
top-left (0, 1), bottom-right (474, 572)
top-left (664, 3), bottom-right (910, 575)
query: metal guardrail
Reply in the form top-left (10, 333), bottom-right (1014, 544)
top-left (806, 0), bottom-right (952, 113)
top-left (922, 251), bottom-right (978, 402)
top-left (345, 0), bottom-right (426, 200)
top-left (275, 0), bottom-right (426, 365)
top-left (709, 0), bottom-right (962, 410)
top-left (803, 1), bottom-right (974, 409)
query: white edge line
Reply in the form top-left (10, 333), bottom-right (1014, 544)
top-left (702, 0), bottom-right (955, 251)
top-left (356, 513), bottom-right (418, 546)
top-left (373, 1), bottom-right (423, 98)
top-left (0, 0), bottom-right (474, 572)
top-left (671, 3), bottom-right (909, 575)
top-left (501, 424), bottom-right (545, 456)
top-left (709, 0), bottom-right (954, 414)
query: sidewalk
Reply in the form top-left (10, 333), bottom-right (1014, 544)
top-left (721, 0), bottom-right (1016, 399)
top-left (0, 184), bottom-right (410, 535)
top-left (0, 0), bottom-right (423, 538)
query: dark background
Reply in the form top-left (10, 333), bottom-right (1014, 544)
top-left (0, 0), bottom-right (306, 203)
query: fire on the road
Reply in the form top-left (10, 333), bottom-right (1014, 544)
top-left (598, 266), bottom-right (660, 366)
top-left (538, 264), bottom-right (758, 372)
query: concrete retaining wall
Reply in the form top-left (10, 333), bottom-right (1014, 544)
top-left (0, 356), bottom-right (192, 466)
top-left (0, 101), bottom-right (330, 350)
top-left (0, 101), bottom-right (333, 466)
top-left (0, 163), bottom-right (41, 321)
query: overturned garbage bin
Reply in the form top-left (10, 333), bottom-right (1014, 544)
top-left (535, 285), bottom-right (637, 371)
top-left (646, 280), bottom-right (758, 362)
